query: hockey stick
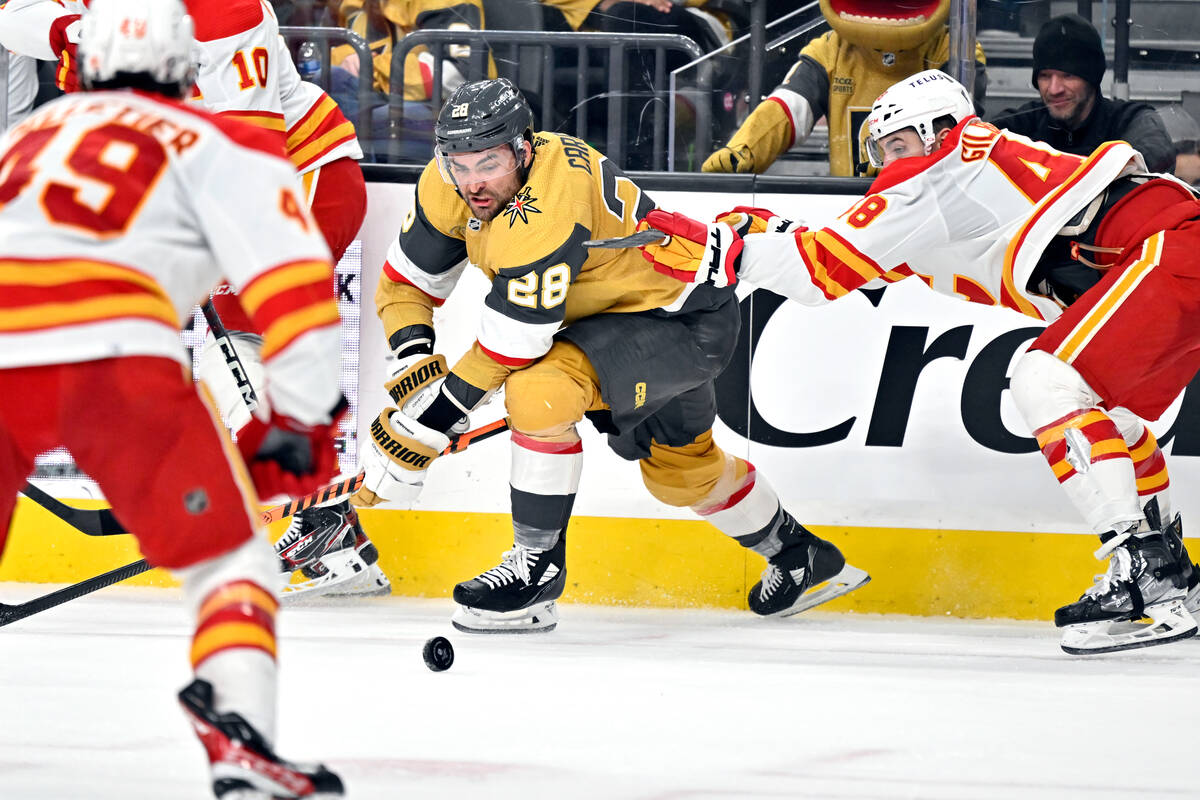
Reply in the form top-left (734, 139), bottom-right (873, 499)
top-left (1, 417), bottom-right (513, 627)
top-left (200, 299), bottom-right (259, 412)
top-left (18, 483), bottom-right (128, 537)
top-left (0, 557), bottom-right (152, 627)
top-left (582, 228), bottom-right (668, 249)
top-left (258, 416), bottom-right (511, 524)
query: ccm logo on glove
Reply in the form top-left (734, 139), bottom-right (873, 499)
top-left (370, 410), bottom-right (439, 469)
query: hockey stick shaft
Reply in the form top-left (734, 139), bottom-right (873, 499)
top-left (200, 300), bottom-right (259, 412)
top-left (0, 557), bottom-right (151, 627)
top-left (258, 416), bottom-right (512, 524)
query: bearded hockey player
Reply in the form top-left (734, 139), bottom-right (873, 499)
top-left (703, 0), bottom-right (986, 176)
top-left (353, 77), bottom-right (870, 633)
top-left (0, 0), bottom-right (346, 795)
top-left (643, 70), bottom-right (1200, 655)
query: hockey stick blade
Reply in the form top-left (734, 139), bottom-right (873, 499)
top-left (0, 557), bottom-right (151, 628)
top-left (20, 483), bottom-right (128, 536)
top-left (582, 228), bottom-right (668, 249)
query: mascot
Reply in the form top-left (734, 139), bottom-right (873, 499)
top-left (703, 0), bottom-right (986, 176)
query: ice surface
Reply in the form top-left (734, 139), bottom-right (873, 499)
top-left (1, 586), bottom-right (1196, 799)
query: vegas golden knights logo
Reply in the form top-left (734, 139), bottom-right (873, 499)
top-left (634, 381), bottom-right (647, 409)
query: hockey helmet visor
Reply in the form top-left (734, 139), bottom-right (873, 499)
top-left (434, 78), bottom-right (533, 187)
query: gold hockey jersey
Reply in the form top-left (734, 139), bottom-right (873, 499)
top-left (376, 132), bottom-right (695, 404)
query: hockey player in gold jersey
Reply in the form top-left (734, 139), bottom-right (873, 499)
top-left (352, 78), bottom-right (870, 632)
top-left (703, 0), bottom-right (986, 176)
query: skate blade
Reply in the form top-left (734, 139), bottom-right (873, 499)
top-left (322, 562), bottom-right (392, 598)
top-left (776, 564), bottom-right (871, 618)
top-left (1061, 598), bottom-right (1199, 655)
top-left (451, 601), bottom-right (558, 634)
top-left (279, 549), bottom-right (371, 603)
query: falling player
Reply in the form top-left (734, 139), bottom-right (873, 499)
top-left (641, 69), bottom-right (1200, 655)
top-left (350, 77), bottom-right (870, 633)
top-left (0, 0), bottom-right (345, 794)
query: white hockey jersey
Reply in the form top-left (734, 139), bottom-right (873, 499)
top-left (190, 0), bottom-right (361, 174)
top-left (740, 118), bottom-right (1145, 322)
top-left (0, 90), bottom-right (342, 425)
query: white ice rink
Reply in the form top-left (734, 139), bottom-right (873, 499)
top-left (2, 587), bottom-right (1197, 800)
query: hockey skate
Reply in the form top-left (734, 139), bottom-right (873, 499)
top-left (274, 501), bottom-right (390, 601)
top-left (1055, 505), bottom-right (1197, 655)
top-left (451, 537), bottom-right (566, 634)
top-left (179, 679), bottom-right (343, 799)
top-left (749, 528), bottom-right (870, 617)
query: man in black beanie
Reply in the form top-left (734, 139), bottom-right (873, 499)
top-left (992, 13), bottom-right (1173, 172)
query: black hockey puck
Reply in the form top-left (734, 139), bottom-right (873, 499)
top-left (422, 636), bottom-right (454, 671)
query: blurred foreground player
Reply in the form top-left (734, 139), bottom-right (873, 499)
top-left (352, 77), bottom-right (869, 633)
top-left (641, 70), bottom-right (1200, 655)
top-left (0, 0), bottom-right (345, 795)
top-left (0, 0), bottom-right (381, 600)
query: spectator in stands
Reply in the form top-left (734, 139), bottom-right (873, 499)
top-left (993, 13), bottom-right (1173, 173)
top-left (328, 0), bottom-right (494, 161)
top-left (702, 0), bottom-right (986, 177)
top-left (1158, 104), bottom-right (1200, 186)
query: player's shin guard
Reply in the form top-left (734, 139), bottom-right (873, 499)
top-left (451, 432), bottom-right (580, 633)
top-left (694, 464), bottom-right (869, 616)
top-left (177, 537), bottom-right (280, 742)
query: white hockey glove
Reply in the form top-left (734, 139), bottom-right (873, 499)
top-left (196, 330), bottom-right (265, 431)
top-left (351, 406), bottom-right (450, 508)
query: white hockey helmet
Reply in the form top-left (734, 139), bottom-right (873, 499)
top-left (79, 0), bottom-right (196, 95)
top-left (866, 69), bottom-right (974, 167)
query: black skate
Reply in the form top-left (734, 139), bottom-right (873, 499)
top-left (274, 501), bottom-right (390, 601)
top-left (179, 679), bottom-right (343, 799)
top-left (1056, 504), bottom-right (1197, 654)
top-left (451, 537), bottom-right (566, 634)
top-left (749, 526), bottom-right (870, 617)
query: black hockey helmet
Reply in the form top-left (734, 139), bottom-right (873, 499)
top-left (435, 78), bottom-right (533, 186)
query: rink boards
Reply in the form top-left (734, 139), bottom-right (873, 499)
top-left (6, 174), bottom-right (1200, 621)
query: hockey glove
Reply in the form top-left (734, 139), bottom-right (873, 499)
top-left (716, 206), bottom-right (807, 237)
top-left (49, 14), bottom-right (82, 93)
top-left (350, 407), bottom-right (451, 508)
top-left (237, 398), bottom-right (347, 500)
top-left (701, 143), bottom-right (755, 174)
top-left (638, 209), bottom-right (743, 288)
top-left (384, 352), bottom-right (469, 434)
